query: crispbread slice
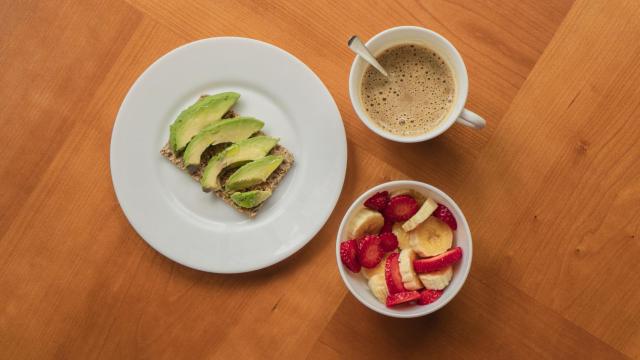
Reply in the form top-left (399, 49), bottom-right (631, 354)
top-left (160, 138), bottom-right (294, 217)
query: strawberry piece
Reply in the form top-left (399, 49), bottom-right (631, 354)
top-left (364, 191), bottom-right (390, 211)
top-left (384, 253), bottom-right (406, 294)
top-left (357, 235), bottom-right (384, 268)
top-left (340, 239), bottom-right (360, 273)
top-left (356, 234), bottom-right (379, 253)
top-left (380, 217), bottom-right (394, 234)
top-left (413, 247), bottom-right (463, 273)
top-left (433, 203), bottom-right (457, 230)
top-left (379, 232), bottom-right (398, 252)
top-left (417, 289), bottom-right (443, 305)
top-left (386, 291), bottom-right (421, 307)
top-left (383, 195), bottom-right (419, 222)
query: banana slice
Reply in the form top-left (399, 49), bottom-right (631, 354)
top-left (398, 249), bottom-right (423, 290)
top-left (392, 223), bottom-right (411, 250)
top-left (419, 266), bottom-right (453, 290)
top-left (409, 216), bottom-right (453, 257)
top-left (390, 189), bottom-right (426, 205)
top-left (402, 197), bottom-right (437, 232)
top-left (347, 207), bottom-right (384, 239)
top-left (362, 253), bottom-right (391, 279)
top-left (390, 189), bottom-right (411, 197)
top-left (368, 274), bottom-right (389, 303)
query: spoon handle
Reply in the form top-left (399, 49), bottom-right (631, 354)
top-left (348, 36), bottom-right (388, 77)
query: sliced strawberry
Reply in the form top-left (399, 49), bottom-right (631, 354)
top-left (386, 291), bottom-right (421, 307)
top-left (357, 235), bottom-right (384, 268)
top-left (380, 217), bottom-right (394, 234)
top-left (384, 253), bottom-right (406, 294)
top-left (379, 232), bottom-right (398, 252)
top-left (356, 234), bottom-right (379, 253)
top-left (364, 191), bottom-right (390, 212)
top-left (433, 203), bottom-right (457, 230)
top-left (417, 289), bottom-right (443, 305)
top-left (413, 247), bottom-right (463, 273)
top-left (340, 239), bottom-right (360, 273)
top-left (383, 195), bottom-right (419, 222)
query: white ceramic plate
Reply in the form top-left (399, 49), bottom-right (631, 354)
top-left (110, 37), bottom-right (346, 273)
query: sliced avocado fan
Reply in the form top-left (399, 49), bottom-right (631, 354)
top-left (201, 136), bottom-right (279, 192)
top-left (230, 190), bottom-right (272, 208)
top-left (169, 92), bottom-right (240, 152)
top-left (224, 155), bottom-right (284, 192)
top-left (182, 117), bottom-right (264, 170)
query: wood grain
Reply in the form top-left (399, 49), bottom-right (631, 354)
top-left (0, 0), bottom-right (141, 237)
top-left (1, 0), bottom-right (639, 358)
top-left (461, 0), bottom-right (640, 356)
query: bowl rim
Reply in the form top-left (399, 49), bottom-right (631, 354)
top-left (335, 180), bottom-right (473, 318)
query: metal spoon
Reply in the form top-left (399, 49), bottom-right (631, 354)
top-left (348, 35), bottom-right (388, 77)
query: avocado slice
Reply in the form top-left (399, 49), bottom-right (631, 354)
top-left (224, 155), bottom-right (284, 192)
top-left (182, 117), bottom-right (264, 170)
top-left (230, 190), bottom-right (272, 208)
top-left (201, 136), bottom-right (279, 192)
top-left (169, 92), bottom-right (240, 152)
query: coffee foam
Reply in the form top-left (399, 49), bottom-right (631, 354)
top-left (360, 44), bottom-right (456, 137)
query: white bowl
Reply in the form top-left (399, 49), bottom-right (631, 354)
top-left (335, 180), bottom-right (473, 318)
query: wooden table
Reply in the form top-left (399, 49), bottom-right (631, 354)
top-left (1, 0), bottom-right (639, 358)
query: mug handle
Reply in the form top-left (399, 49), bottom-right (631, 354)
top-left (456, 109), bottom-right (486, 129)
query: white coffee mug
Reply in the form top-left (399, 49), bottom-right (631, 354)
top-left (349, 26), bottom-right (486, 143)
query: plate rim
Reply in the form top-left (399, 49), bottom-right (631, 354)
top-left (110, 36), bottom-right (347, 273)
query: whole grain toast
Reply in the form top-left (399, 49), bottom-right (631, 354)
top-left (160, 109), bottom-right (294, 217)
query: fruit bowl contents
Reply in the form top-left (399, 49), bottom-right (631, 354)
top-left (340, 189), bottom-right (463, 308)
